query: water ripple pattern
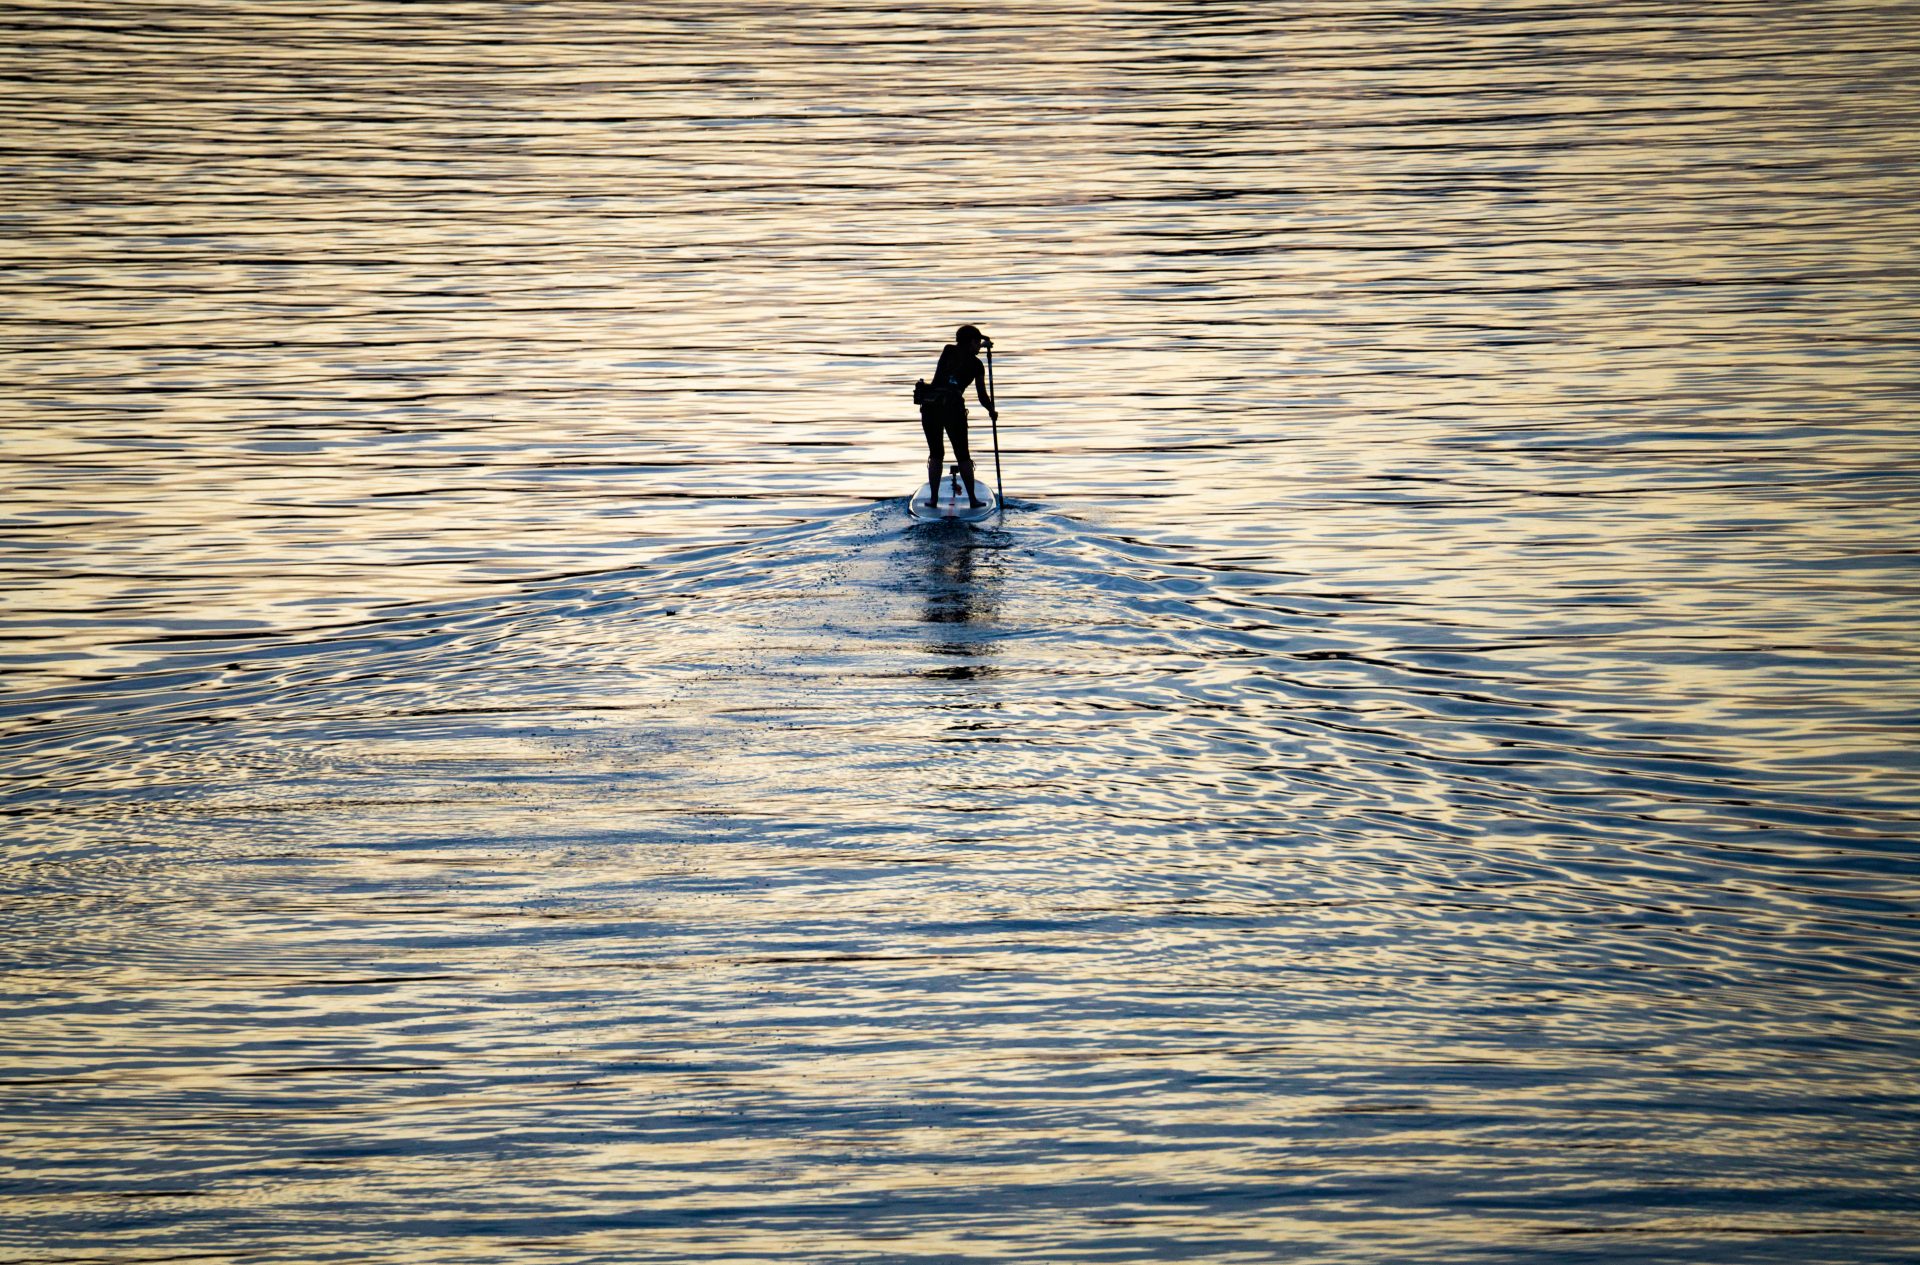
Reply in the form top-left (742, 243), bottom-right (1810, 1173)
top-left (4, 1), bottom-right (1920, 1261)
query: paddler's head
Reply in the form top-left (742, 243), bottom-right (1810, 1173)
top-left (956, 324), bottom-right (990, 353)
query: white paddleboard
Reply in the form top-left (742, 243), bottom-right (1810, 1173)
top-left (908, 470), bottom-right (999, 523)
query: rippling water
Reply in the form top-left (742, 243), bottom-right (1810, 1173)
top-left (6, 1), bottom-right (1920, 1260)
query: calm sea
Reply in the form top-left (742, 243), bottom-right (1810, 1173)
top-left (5, 1), bottom-right (1920, 1260)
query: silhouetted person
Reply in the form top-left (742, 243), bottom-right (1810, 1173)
top-left (921, 324), bottom-right (997, 509)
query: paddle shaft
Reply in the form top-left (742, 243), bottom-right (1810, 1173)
top-left (987, 346), bottom-right (1004, 510)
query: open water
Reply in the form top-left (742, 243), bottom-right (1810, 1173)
top-left (5, 1), bottom-right (1920, 1261)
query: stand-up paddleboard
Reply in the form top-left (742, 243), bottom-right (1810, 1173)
top-left (909, 466), bottom-right (999, 523)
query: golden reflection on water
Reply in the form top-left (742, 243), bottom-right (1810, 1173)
top-left (6, 0), bottom-right (1920, 1260)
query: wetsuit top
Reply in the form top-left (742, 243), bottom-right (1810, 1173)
top-left (927, 344), bottom-right (984, 413)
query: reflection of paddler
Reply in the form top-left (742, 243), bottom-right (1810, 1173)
top-left (915, 325), bottom-right (997, 510)
top-left (919, 528), bottom-right (980, 630)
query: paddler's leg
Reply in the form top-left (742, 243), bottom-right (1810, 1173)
top-left (921, 412), bottom-right (944, 505)
top-left (949, 418), bottom-right (984, 508)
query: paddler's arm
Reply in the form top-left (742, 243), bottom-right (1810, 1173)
top-left (974, 366), bottom-right (996, 420)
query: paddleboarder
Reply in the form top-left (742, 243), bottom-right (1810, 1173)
top-left (919, 324), bottom-right (997, 510)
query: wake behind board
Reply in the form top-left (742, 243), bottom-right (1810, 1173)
top-left (909, 468), bottom-right (998, 523)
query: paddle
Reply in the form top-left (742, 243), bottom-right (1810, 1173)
top-left (987, 343), bottom-right (1004, 513)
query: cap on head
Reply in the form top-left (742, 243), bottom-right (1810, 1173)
top-left (956, 324), bottom-right (984, 345)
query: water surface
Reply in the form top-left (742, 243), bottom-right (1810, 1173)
top-left (5, 1), bottom-right (1920, 1261)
